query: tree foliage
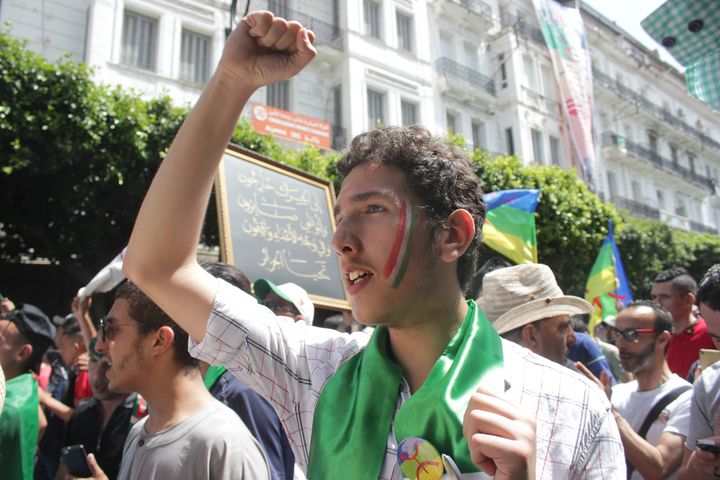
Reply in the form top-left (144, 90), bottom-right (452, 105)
top-left (0, 31), bottom-right (187, 278)
top-left (465, 147), bottom-right (719, 298)
top-left (1, 31), bottom-right (718, 295)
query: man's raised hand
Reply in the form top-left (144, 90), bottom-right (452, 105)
top-left (217, 11), bottom-right (317, 89)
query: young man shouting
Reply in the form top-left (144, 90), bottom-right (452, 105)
top-left (121, 11), bottom-right (624, 479)
top-left (79, 282), bottom-right (270, 479)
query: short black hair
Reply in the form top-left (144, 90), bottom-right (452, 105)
top-left (14, 330), bottom-right (46, 374)
top-left (56, 315), bottom-right (83, 339)
top-left (697, 264), bottom-right (720, 311)
top-left (653, 267), bottom-right (697, 295)
top-left (200, 261), bottom-right (252, 295)
top-left (626, 300), bottom-right (673, 333)
top-left (115, 281), bottom-right (198, 370)
top-left (338, 126), bottom-right (486, 295)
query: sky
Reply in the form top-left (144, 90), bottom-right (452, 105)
top-left (582, 0), bottom-right (683, 71)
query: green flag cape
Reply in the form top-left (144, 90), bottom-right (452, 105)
top-left (307, 300), bottom-right (504, 478)
top-left (0, 373), bottom-right (39, 480)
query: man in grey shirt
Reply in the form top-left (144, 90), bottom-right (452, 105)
top-left (75, 281), bottom-right (269, 480)
top-left (679, 264), bottom-right (720, 479)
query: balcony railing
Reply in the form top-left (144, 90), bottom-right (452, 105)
top-left (264, 0), bottom-right (344, 50)
top-left (447, 0), bottom-right (493, 19)
top-left (610, 196), bottom-right (661, 221)
top-left (501, 12), bottom-right (545, 46)
top-left (436, 57), bottom-right (496, 96)
top-left (592, 67), bottom-right (720, 153)
top-left (689, 220), bottom-right (718, 235)
top-left (602, 132), bottom-right (714, 190)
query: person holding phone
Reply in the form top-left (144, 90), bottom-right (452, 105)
top-left (70, 281), bottom-right (270, 480)
top-left (57, 341), bottom-right (145, 480)
top-left (678, 264), bottom-right (720, 479)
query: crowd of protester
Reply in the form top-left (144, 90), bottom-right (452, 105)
top-left (3, 253), bottom-right (719, 479)
top-left (1, 10), bottom-right (720, 480)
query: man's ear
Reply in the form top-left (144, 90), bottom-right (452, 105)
top-left (520, 324), bottom-right (539, 349)
top-left (438, 209), bottom-right (475, 263)
top-left (16, 343), bottom-right (33, 363)
top-left (74, 339), bottom-right (88, 355)
top-left (685, 292), bottom-right (696, 309)
top-left (151, 326), bottom-right (176, 357)
top-left (657, 330), bottom-right (672, 349)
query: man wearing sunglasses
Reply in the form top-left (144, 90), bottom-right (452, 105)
top-left (580, 300), bottom-right (692, 480)
top-left (73, 282), bottom-right (271, 480)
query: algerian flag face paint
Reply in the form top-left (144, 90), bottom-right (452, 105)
top-left (383, 199), bottom-right (415, 289)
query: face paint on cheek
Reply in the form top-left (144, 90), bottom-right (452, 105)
top-left (383, 200), bottom-right (415, 288)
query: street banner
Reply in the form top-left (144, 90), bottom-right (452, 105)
top-left (532, 0), bottom-right (597, 191)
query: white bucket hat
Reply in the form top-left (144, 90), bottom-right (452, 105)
top-left (477, 264), bottom-right (593, 335)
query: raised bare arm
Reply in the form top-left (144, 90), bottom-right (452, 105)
top-left (123, 11), bottom-right (317, 341)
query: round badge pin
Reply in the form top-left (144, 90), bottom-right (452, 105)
top-left (397, 436), bottom-right (444, 480)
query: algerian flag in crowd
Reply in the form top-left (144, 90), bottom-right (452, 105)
top-left (482, 189), bottom-right (540, 265)
top-left (585, 221), bottom-right (633, 334)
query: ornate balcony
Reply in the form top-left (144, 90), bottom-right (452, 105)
top-left (265, 0), bottom-right (344, 51)
top-left (610, 196), bottom-right (661, 221)
top-left (500, 12), bottom-right (545, 46)
top-left (446, 0), bottom-right (492, 19)
top-left (430, 0), bottom-right (495, 33)
top-left (602, 132), bottom-right (714, 191)
top-left (593, 67), bottom-right (720, 153)
top-left (436, 57), bottom-right (496, 97)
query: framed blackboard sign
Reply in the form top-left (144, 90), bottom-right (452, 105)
top-left (214, 145), bottom-right (348, 310)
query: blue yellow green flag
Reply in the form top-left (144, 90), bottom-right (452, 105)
top-left (585, 221), bottom-right (633, 334)
top-left (482, 189), bottom-right (540, 265)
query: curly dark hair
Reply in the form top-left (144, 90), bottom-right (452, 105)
top-left (115, 281), bottom-right (198, 370)
top-left (337, 126), bottom-right (486, 293)
top-left (697, 264), bottom-right (720, 311)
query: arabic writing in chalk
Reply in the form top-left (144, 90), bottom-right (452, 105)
top-left (258, 248), bottom-right (331, 281)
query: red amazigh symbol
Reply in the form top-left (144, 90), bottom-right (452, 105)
top-left (398, 443), bottom-right (441, 479)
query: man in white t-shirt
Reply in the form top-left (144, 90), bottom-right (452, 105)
top-left (581, 300), bottom-right (691, 479)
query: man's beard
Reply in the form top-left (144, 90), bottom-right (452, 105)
top-left (620, 341), bottom-right (656, 374)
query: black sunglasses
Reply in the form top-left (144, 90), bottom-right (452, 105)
top-left (98, 317), bottom-right (136, 342)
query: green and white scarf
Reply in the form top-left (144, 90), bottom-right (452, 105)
top-left (308, 300), bottom-right (504, 478)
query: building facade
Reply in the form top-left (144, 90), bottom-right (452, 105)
top-left (3, 0), bottom-right (718, 233)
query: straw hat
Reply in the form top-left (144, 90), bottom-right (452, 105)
top-left (477, 264), bottom-right (593, 335)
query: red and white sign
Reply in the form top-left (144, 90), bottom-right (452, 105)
top-left (251, 103), bottom-right (331, 149)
